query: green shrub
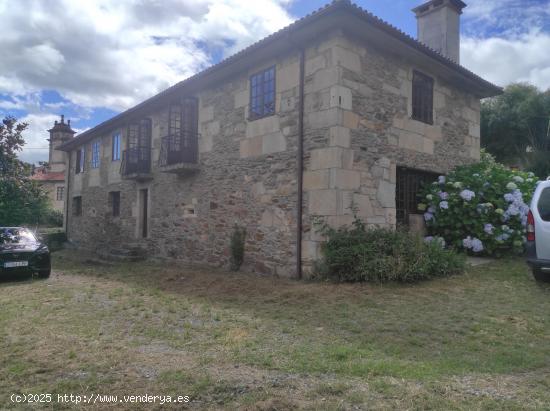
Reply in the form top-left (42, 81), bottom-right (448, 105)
top-left (229, 224), bottom-right (246, 271)
top-left (314, 216), bottom-right (465, 283)
top-left (40, 231), bottom-right (67, 251)
top-left (39, 209), bottom-right (64, 227)
top-left (526, 151), bottom-right (550, 180)
top-left (419, 151), bottom-right (538, 256)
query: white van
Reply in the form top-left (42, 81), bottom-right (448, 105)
top-left (526, 179), bottom-right (550, 282)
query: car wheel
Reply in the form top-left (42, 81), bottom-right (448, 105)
top-left (533, 268), bottom-right (550, 282)
top-left (37, 270), bottom-right (51, 279)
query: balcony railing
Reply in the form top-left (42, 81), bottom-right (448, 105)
top-left (159, 131), bottom-right (199, 171)
top-left (121, 147), bottom-right (152, 179)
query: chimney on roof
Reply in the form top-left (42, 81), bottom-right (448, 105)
top-left (412, 0), bottom-right (466, 64)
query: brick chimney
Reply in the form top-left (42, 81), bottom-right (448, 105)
top-left (412, 0), bottom-right (467, 64)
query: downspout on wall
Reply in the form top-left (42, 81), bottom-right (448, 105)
top-left (296, 47), bottom-right (305, 279)
top-left (64, 152), bottom-right (71, 235)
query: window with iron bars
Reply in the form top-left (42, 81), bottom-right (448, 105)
top-left (396, 167), bottom-right (439, 225)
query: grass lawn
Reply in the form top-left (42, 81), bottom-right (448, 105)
top-left (1, 251), bottom-right (550, 410)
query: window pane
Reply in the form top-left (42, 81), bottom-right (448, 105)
top-left (112, 134), bottom-right (120, 161)
top-left (249, 66), bottom-right (275, 119)
top-left (109, 191), bottom-right (121, 217)
top-left (0, 228), bottom-right (36, 244)
top-left (73, 196), bottom-right (82, 216)
top-left (412, 71), bottom-right (433, 124)
top-left (76, 147), bottom-right (85, 173)
top-left (396, 167), bottom-right (439, 225)
top-left (91, 141), bottom-right (100, 168)
top-left (76, 150), bottom-right (81, 173)
top-left (538, 188), bottom-right (550, 221)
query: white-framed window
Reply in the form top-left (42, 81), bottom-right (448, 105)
top-left (91, 140), bottom-right (101, 168)
top-left (76, 147), bottom-right (85, 174)
top-left (112, 133), bottom-right (121, 161)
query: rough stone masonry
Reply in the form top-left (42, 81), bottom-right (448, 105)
top-left (60, 1), bottom-right (498, 277)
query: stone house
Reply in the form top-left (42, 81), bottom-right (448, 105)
top-left (58, 0), bottom-right (501, 277)
top-left (31, 116), bottom-right (75, 214)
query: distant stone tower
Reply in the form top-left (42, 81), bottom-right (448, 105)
top-left (31, 115), bottom-right (76, 214)
top-left (48, 114), bottom-right (75, 173)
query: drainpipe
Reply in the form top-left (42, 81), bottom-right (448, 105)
top-left (64, 152), bottom-right (71, 236)
top-left (296, 47), bottom-right (305, 279)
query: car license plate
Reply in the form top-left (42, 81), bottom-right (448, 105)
top-left (4, 261), bottom-right (28, 268)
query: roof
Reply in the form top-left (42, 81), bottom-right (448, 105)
top-left (48, 115), bottom-right (76, 135)
top-left (59, 0), bottom-right (502, 152)
top-left (30, 170), bottom-right (65, 182)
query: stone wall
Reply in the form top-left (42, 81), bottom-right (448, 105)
top-left (66, 29), bottom-right (482, 277)
top-left (40, 181), bottom-right (65, 213)
top-left (66, 41), bottom-right (321, 277)
top-left (299, 31), bottom-right (481, 272)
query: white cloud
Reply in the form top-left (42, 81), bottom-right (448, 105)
top-left (17, 113), bottom-right (58, 164)
top-left (0, 93), bottom-right (42, 112)
top-left (0, 0), bottom-right (293, 111)
top-left (460, 0), bottom-right (550, 91)
top-left (0, 0), bottom-right (293, 163)
top-left (463, 0), bottom-right (550, 36)
top-left (461, 31), bottom-right (550, 91)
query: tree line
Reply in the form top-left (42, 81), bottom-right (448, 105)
top-left (0, 117), bottom-right (54, 227)
top-left (482, 83), bottom-right (550, 177)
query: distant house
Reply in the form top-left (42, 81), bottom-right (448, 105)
top-left (31, 115), bottom-right (75, 215)
top-left (57, 0), bottom-right (501, 276)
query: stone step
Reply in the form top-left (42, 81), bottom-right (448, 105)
top-left (96, 247), bottom-right (147, 262)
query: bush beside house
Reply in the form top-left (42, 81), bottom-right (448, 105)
top-left (419, 152), bottom-right (538, 256)
top-left (314, 216), bottom-right (466, 283)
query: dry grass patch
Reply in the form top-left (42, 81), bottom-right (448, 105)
top-left (1, 250), bottom-right (550, 409)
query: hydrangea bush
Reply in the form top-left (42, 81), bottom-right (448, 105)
top-left (418, 152), bottom-right (538, 256)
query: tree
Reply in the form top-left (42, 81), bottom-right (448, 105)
top-left (481, 83), bottom-right (550, 173)
top-left (0, 116), bottom-right (27, 176)
top-left (0, 116), bottom-right (50, 226)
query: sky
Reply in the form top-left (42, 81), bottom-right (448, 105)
top-left (1, 0), bottom-right (549, 164)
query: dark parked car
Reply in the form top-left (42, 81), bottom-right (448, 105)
top-left (0, 227), bottom-right (51, 278)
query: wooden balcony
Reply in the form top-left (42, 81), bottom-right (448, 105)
top-left (158, 131), bottom-right (199, 174)
top-left (121, 147), bottom-right (153, 181)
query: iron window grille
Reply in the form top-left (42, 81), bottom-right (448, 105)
top-left (121, 119), bottom-right (152, 175)
top-left (159, 99), bottom-right (199, 166)
top-left (396, 167), bottom-right (439, 225)
top-left (56, 186), bottom-right (64, 201)
top-left (412, 70), bottom-right (434, 125)
top-left (249, 66), bottom-right (275, 120)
